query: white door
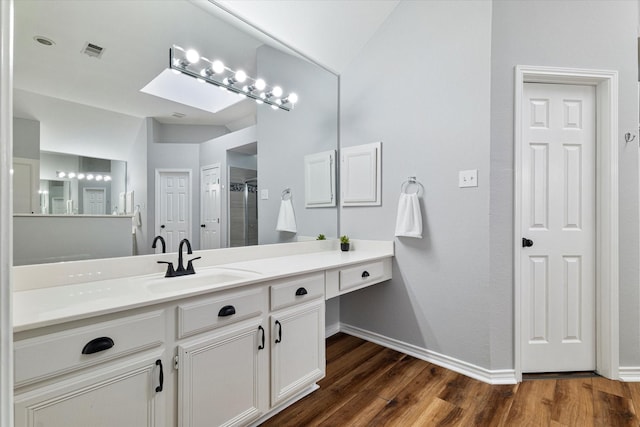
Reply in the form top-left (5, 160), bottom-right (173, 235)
top-left (83, 188), bottom-right (106, 215)
top-left (520, 83), bottom-right (596, 372)
top-left (157, 171), bottom-right (191, 253)
top-left (12, 157), bottom-right (39, 214)
top-left (200, 165), bottom-right (220, 250)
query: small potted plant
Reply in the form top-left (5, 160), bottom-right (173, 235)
top-left (316, 234), bottom-right (326, 240)
top-left (340, 235), bottom-right (350, 252)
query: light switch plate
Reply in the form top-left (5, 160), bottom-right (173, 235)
top-left (260, 189), bottom-right (269, 200)
top-left (459, 169), bottom-right (478, 188)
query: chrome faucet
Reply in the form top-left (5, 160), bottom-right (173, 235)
top-left (151, 235), bottom-right (166, 253)
top-left (157, 238), bottom-right (200, 277)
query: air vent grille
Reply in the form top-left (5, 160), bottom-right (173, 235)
top-left (172, 112), bottom-right (186, 119)
top-left (83, 42), bottom-right (105, 58)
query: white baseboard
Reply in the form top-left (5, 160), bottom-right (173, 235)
top-left (325, 322), bottom-right (341, 338)
top-left (339, 323), bottom-right (517, 385)
top-left (619, 367), bottom-right (640, 382)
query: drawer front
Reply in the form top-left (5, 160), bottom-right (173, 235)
top-left (339, 260), bottom-right (386, 292)
top-left (270, 272), bottom-right (324, 311)
top-left (178, 287), bottom-right (265, 339)
top-left (14, 310), bottom-right (165, 387)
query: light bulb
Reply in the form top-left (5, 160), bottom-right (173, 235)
top-left (259, 92), bottom-right (266, 99)
top-left (104, 176), bottom-right (112, 182)
top-left (185, 49), bottom-right (200, 64)
top-left (96, 175), bottom-right (103, 181)
top-left (57, 171), bottom-right (66, 178)
top-left (255, 78), bottom-right (266, 91)
top-left (211, 60), bottom-right (225, 74)
top-left (77, 173), bottom-right (85, 180)
top-left (87, 174), bottom-right (94, 180)
top-left (68, 172), bottom-right (76, 178)
top-left (235, 70), bottom-right (247, 83)
top-left (287, 93), bottom-right (299, 104)
top-left (272, 86), bottom-right (283, 98)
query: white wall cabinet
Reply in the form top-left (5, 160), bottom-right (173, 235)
top-left (177, 318), bottom-right (268, 427)
top-left (340, 142), bottom-right (382, 207)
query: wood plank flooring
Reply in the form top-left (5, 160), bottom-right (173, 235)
top-left (260, 333), bottom-right (640, 426)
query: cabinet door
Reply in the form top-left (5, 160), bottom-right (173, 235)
top-left (271, 299), bottom-right (325, 406)
top-left (14, 352), bottom-right (165, 427)
top-left (340, 142), bottom-right (381, 206)
top-left (178, 318), bottom-right (268, 427)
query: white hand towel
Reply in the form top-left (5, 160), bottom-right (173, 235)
top-left (276, 199), bottom-right (297, 233)
top-left (132, 206), bottom-right (142, 227)
top-left (394, 192), bottom-right (422, 238)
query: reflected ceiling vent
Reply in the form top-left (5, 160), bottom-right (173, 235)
top-left (34, 35), bottom-right (55, 47)
top-left (82, 42), bottom-right (105, 58)
top-left (172, 112), bottom-right (186, 119)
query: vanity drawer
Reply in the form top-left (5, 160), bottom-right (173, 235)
top-left (270, 272), bottom-right (324, 311)
top-left (339, 259), bottom-right (391, 292)
top-left (178, 287), bottom-right (265, 339)
top-left (14, 310), bottom-right (165, 387)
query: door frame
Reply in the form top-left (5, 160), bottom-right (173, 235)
top-left (514, 65), bottom-right (619, 382)
top-left (155, 168), bottom-right (193, 243)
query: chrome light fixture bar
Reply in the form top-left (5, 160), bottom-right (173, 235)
top-left (169, 45), bottom-right (298, 112)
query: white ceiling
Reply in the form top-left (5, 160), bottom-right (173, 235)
top-left (13, 0), bottom-right (398, 127)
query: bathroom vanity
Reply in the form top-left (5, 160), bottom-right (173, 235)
top-left (12, 239), bottom-right (392, 427)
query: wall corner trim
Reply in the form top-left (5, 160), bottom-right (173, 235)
top-left (339, 323), bottom-right (517, 385)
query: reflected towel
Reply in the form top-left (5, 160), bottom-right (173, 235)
top-left (132, 206), bottom-right (142, 227)
top-left (276, 199), bottom-right (297, 233)
top-left (394, 192), bottom-right (422, 238)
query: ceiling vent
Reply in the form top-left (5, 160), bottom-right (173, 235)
top-left (82, 42), bottom-right (105, 59)
top-left (172, 112), bottom-right (186, 119)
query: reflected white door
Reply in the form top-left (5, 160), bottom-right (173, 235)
top-left (520, 83), bottom-right (596, 372)
top-left (83, 188), bottom-right (106, 215)
top-left (200, 165), bottom-right (221, 250)
top-left (157, 171), bottom-right (191, 253)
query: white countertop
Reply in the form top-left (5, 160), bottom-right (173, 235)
top-left (14, 241), bottom-right (393, 333)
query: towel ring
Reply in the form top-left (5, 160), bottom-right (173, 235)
top-left (400, 177), bottom-right (423, 195)
top-left (281, 188), bottom-right (292, 200)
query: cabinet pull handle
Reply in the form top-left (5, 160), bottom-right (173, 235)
top-left (155, 359), bottom-right (164, 393)
top-left (258, 326), bottom-right (265, 350)
top-left (275, 320), bottom-right (282, 344)
top-left (362, 271), bottom-right (370, 279)
top-left (218, 305), bottom-right (236, 317)
top-left (295, 287), bottom-right (308, 296)
top-left (81, 337), bottom-right (114, 355)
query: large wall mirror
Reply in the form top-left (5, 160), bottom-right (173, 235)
top-left (12, 0), bottom-right (338, 265)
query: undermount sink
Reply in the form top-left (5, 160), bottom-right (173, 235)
top-left (143, 267), bottom-right (262, 294)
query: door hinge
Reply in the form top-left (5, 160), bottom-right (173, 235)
top-left (174, 355), bottom-right (179, 370)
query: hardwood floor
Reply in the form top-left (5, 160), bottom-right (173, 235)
top-left (260, 333), bottom-right (640, 426)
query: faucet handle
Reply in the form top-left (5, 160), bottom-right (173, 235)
top-left (186, 256), bottom-right (201, 274)
top-left (157, 261), bottom-right (176, 277)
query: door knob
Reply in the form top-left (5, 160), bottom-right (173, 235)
top-left (160, 224), bottom-right (165, 229)
top-left (201, 224), bottom-right (206, 228)
top-left (522, 238), bottom-right (534, 248)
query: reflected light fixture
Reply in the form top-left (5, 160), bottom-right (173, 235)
top-left (170, 45), bottom-right (298, 111)
top-left (56, 171), bottom-right (111, 181)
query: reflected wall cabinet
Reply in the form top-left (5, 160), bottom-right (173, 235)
top-left (304, 150), bottom-right (336, 208)
top-left (340, 142), bottom-right (382, 207)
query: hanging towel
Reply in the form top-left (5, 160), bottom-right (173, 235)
top-left (132, 205), bottom-right (142, 227)
top-left (394, 192), bottom-right (422, 238)
top-left (276, 199), bottom-right (297, 233)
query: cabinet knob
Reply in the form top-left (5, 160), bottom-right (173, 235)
top-left (81, 337), bottom-right (114, 355)
top-left (295, 287), bottom-right (308, 296)
top-left (218, 305), bottom-right (236, 317)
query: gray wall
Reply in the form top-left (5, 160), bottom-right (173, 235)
top-left (340, 0), bottom-right (493, 368)
top-left (257, 45), bottom-right (339, 243)
top-left (490, 0), bottom-right (639, 369)
top-left (339, 0), bottom-right (639, 372)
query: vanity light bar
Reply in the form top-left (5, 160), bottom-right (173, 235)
top-left (169, 45), bottom-right (298, 112)
top-left (56, 171), bottom-right (111, 181)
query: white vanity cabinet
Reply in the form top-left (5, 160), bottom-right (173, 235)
top-left (175, 287), bottom-right (269, 427)
top-left (13, 310), bottom-right (167, 427)
top-left (269, 273), bottom-right (326, 406)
